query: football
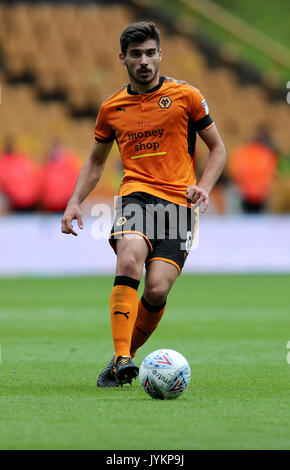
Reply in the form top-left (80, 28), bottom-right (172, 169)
top-left (139, 349), bottom-right (191, 400)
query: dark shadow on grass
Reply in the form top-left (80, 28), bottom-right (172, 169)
top-left (0, 383), bottom-right (193, 403)
top-left (0, 382), bottom-right (143, 396)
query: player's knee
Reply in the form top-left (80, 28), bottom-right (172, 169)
top-left (144, 284), bottom-right (168, 305)
top-left (117, 255), bottom-right (140, 278)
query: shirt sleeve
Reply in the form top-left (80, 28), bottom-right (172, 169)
top-left (187, 88), bottom-right (214, 131)
top-left (94, 103), bottom-right (115, 143)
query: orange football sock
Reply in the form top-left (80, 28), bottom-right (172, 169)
top-left (110, 276), bottom-right (140, 361)
top-left (130, 296), bottom-right (166, 358)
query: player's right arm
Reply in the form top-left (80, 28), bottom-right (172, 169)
top-left (61, 140), bottom-right (113, 236)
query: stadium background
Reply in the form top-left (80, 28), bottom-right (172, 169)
top-left (0, 0), bottom-right (290, 451)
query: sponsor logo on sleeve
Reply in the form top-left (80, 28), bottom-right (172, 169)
top-left (201, 98), bottom-right (209, 115)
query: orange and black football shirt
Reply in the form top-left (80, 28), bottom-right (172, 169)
top-left (94, 76), bottom-right (214, 205)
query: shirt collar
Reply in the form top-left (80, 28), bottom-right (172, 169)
top-left (127, 76), bottom-right (165, 95)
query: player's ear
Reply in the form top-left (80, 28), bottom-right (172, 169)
top-left (119, 52), bottom-right (126, 65)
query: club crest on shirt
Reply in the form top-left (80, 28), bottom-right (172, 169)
top-left (158, 96), bottom-right (172, 109)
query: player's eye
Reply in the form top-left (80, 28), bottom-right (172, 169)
top-left (147, 50), bottom-right (156, 56)
top-left (130, 51), bottom-right (141, 58)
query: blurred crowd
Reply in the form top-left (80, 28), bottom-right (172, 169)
top-left (0, 128), bottom-right (289, 215)
top-left (213, 124), bottom-right (290, 214)
top-left (0, 137), bottom-right (82, 213)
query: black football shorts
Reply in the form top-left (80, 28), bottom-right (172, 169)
top-left (109, 192), bottom-right (198, 274)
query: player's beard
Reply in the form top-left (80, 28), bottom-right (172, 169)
top-left (125, 62), bottom-right (159, 87)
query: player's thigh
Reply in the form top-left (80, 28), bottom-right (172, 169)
top-left (143, 259), bottom-right (179, 303)
top-left (116, 234), bottom-right (149, 279)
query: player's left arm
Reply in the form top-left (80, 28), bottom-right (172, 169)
top-left (186, 124), bottom-right (227, 213)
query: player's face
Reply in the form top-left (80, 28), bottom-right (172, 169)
top-left (120, 39), bottom-right (162, 87)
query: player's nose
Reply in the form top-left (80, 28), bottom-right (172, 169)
top-left (139, 54), bottom-right (148, 65)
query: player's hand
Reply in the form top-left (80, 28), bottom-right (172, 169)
top-left (61, 202), bottom-right (83, 236)
top-left (186, 185), bottom-right (209, 213)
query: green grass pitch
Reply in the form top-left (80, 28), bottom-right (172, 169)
top-left (0, 274), bottom-right (289, 450)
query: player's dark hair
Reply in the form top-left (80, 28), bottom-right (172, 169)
top-left (120, 21), bottom-right (160, 55)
